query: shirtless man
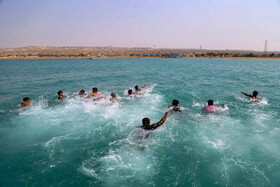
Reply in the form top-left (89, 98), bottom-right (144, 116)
top-left (241, 91), bottom-right (259, 100)
top-left (21, 97), bottom-right (31, 107)
top-left (135, 84), bottom-right (150, 93)
top-left (57, 91), bottom-right (63, 100)
top-left (86, 87), bottom-right (101, 98)
top-left (110, 92), bottom-right (120, 102)
top-left (78, 90), bottom-right (86, 97)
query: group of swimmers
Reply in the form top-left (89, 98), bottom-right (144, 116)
top-left (20, 86), bottom-right (260, 131)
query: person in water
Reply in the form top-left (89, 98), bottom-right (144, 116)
top-left (202, 100), bottom-right (226, 113)
top-left (135, 84), bottom-right (151, 93)
top-left (110, 92), bottom-right (120, 102)
top-left (127, 89), bottom-right (136, 99)
top-left (57, 91), bottom-right (63, 100)
top-left (140, 112), bottom-right (170, 131)
top-left (86, 87), bottom-right (101, 98)
top-left (241, 91), bottom-right (259, 100)
top-left (21, 97), bottom-right (31, 107)
top-left (169, 99), bottom-right (182, 112)
top-left (79, 89), bottom-right (86, 97)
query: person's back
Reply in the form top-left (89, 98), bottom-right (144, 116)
top-left (202, 100), bottom-right (225, 113)
top-left (127, 89), bottom-right (136, 99)
top-left (203, 105), bottom-right (220, 112)
top-left (169, 99), bottom-right (181, 112)
top-left (21, 97), bottom-right (31, 107)
top-left (87, 87), bottom-right (101, 98)
top-left (57, 91), bottom-right (63, 100)
top-left (241, 91), bottom-right (259, 100)
top-left (140, 112), bottom-right (169, 131)
top-left (110, 92), bottom-right (120, 102)
top-left (79, 90), bottom-right (86, 97)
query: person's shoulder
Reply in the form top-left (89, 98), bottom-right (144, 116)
top-left (151, 123), bottom-right (159, 128)
top-left (173, 106), bottom-right (181, 112)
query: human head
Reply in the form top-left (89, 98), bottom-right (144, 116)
top-left (128, 89), bottom-right (133, 95)
top-left (57, 91), bottom-right (63, 96)
top-left (80, 90), bottom-right (85, 94)
top-left (172, 99), bottom-right (179, 106)
top-left (253, 91), bottom-right (258, 97)
top-left (111, 92), bottom-right (116, 98)
top-left (135, 85), bottom-right (139, 91)
top-left (92, 87), bottom-right (98, 93)
top-left (22, 97), bottom-right (30, 103)
top-left (142, 118), bottom-right (150, 127)
top-left (208, 100), bottom-right (214, 106)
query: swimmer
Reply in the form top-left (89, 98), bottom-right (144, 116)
top-left (21, 97), bottom-right (31, 107)
top-left (110, 92), bottom-right (120, 102)
top-left (140, 112), bottom-right (170, 131)
top-left (135, 84), bottom-right (151, 93)
top-left (241, 91), bottom-right (259, 100)
top-left (78, 89), bottom-right (86, 97)
top-left (57, 91), bottom-right (63, 100)
top-left (86, 87), bottom-right (101, 98)
top-left (202, 100), bottom-right (226, 113)
top-left (127, 89), bottom-right (136, 99)
top-left (168, 99), bottom-right (182, 112)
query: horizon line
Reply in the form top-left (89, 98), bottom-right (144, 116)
top-left (0, 45), bottom-right (279, 53)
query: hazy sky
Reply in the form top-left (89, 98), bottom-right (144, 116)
top-left (0, 0), bottom-right (279, 51)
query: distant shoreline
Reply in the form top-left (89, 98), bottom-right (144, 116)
top-left (1, 56), bottom-right (280, 60)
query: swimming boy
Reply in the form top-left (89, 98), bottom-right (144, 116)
top-left (140, 112), bottom-right (170, 131)
top-left (21, 97), bottom-right (31, 107)
top-left (127, 89), bottom-right (136, 99)
top-left (202, 100), bottom-right (226, 113)
top-left (86, 87), bottom-right (101, 98)
top-left (110, 92), bottom-right (120, 102)
top-left (135, 84), bottom-right (151, 93)
top-left (79, 90), bottom-right (86, 97)
top-left (57, 91), bottom-right (63, 100)
top-left (169, 99), bottom-right (182, 112)
top-left (241, 91), bottom-right (259, 100)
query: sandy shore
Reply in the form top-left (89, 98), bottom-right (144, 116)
top-left (1, 56), bottom-right (280, 60)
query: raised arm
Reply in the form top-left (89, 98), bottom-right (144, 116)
top-left (157, 112), bottom-right (170, 126)
top-left (241, 92), bottom-right (252, 97)
top-left (141, 84), bottom-right (151, 89)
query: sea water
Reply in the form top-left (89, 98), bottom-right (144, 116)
top-left (0, 58), bottom-right (280, 186)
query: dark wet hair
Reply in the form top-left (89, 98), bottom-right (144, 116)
top-left (135, 85), bottom-right (139, 90)
top-left (172, 99), bottom-right (179, 106)
top-left (92, 87), bottom-right (98, 93)
top-left (111, 92), bottom-right (116, 98)
top-left (208, 100), bottom-right (214, 106)
top-left (142, 118), bottom-right (150, 126)
top-left (80, 90), bottom-right (85, 94)
top-left (128, 89), bottom-right (133, 95)
top-left (23, 97), bottom-right (30, 102)
top-left (57, 91), bottom-right (63, 95)
top-left (253, 91), bottom-right (258, 97)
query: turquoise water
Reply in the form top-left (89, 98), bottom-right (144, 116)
top-left (0, 58), bottom-right (280, 186)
